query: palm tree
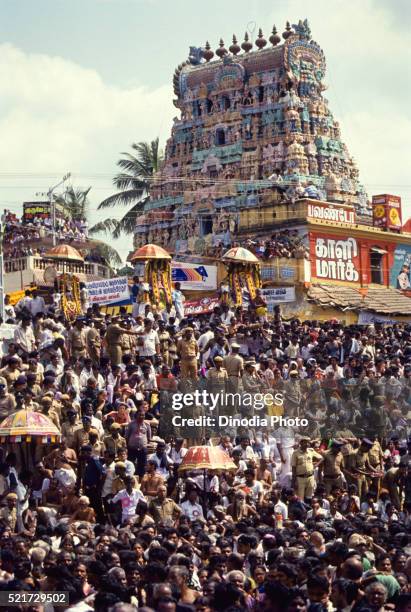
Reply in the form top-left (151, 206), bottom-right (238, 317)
top-left (54, 185), bottom-right (122, 267)
top-left (95, 138), bottom-right (164, 238)
top-left (54, 185), bottom-right (91, 220)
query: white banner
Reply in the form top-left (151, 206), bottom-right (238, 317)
top-left (86, 277), bottom-right (130, 305)
top-left (262, 287), bottom-right (296, 312)
top-left (172, 262), bottom-right (217, 291)
top-left (358, 311), bottom-right (397, 325)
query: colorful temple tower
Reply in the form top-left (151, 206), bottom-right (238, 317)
top-left (134, 19), bottom-right (370, 256)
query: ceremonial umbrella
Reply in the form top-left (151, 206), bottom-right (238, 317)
top-left (0, 409), bottom-right (61, 444)
top-left (45, 244), bottom-right (84, 262)
top-left (222, 246), bottom-right (259, 264)
top-left (130, 243), bottom-right (172, 261)
top-left (179, 446), bottom-right (236, 472)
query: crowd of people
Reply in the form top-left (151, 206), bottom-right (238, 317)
top-left (2, 208), bottom-right (89, 260)
top-left (244, 230), bottom-right (310, 260)
top-left (0, 287), bottom-right (410, 611)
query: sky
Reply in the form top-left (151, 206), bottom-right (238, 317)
top-left (0, 0), bottom-right (410, 261)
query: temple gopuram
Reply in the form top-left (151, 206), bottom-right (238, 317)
top-left (132, 20), bottom-right (411, 324)
top-left (134, 19), bottom-right (370, 254)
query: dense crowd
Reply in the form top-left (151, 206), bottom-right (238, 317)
top-left (207, 230), bottom-right (309, 261)
top-left (244, 230), bottom-right (309, 260)
top-left (0, 287), bottom-right (410, 611)
top-left (2, 208), bottom-right (88, 260)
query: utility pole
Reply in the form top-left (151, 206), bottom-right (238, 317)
top-left (46, 172), bottom-right (71, 246)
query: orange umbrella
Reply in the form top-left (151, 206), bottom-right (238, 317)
top-left (130, 243), bottom-right (171, 261)
top-left (45, 244), bottom-right (84, 262)
top-left (179, 446), bottom-right (236, 471)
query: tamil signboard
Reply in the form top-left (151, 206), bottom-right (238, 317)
top-left (172, 262), bottom-right (217, 291)
top-left (307, 202), bottom-right (355, 224)
top-left (86, 277), bottom-right (130, 306)
top-left (261, 287), bottom-right (296, 312)
top-left (184, 296), bottom-right (219, 316)
top-left (311, 233), bottom-right (360, 283)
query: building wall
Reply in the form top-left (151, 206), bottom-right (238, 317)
top-left (308, 226), bottom-right (411, 288)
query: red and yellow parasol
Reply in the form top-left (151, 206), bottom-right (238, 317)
top-left (45, 244), bottom-right (84, 262)
top-left (0, 409), bottom-right (61, 444)
top-left (130, 244), bottom-right (171, 261)
top-left (130, 243), bottom-right (172, 306)
top-left (179, 446), bottom-right (236, 472)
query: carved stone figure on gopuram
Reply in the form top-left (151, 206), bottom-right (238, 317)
top-left (134, 19), bottom-right (370, 256)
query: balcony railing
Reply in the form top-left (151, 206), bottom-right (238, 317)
top-left (4, 256), bottom-right (111, 279)
top-left (4, 258), bottom-right (28, 273)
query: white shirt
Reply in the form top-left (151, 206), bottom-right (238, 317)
top-left (112, 488), bottom-right (145, 522)
top-left (169, 447), bottom-right (188, 465)
top-left (274, 500), bottom-right (288, 520)
top-left (139, 329), bottom-right (159, 357)
top-left (197, 331), bottom-right (214, 351)
top-left (180, 500), bottom-right (204, 521)
top-left (14, 325), bottom-right (36, 353)
top-left (54, 467), bottom-right (77, 489)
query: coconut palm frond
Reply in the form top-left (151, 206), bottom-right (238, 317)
top-left (54, 186), bottom-right (92, 219)
top-left (97, 189), bottom-right (147, 209)
top-left (88, 218), bottom-right (120, 236)
top-left (92, 243), bottom-right (122, 267)
top-left (97, 139), bottom-right (163, 236)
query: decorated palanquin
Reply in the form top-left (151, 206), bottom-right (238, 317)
top-left (134, 19), bottom-right (370, 256)
top-left (60, 273), bottom-right (82, 321)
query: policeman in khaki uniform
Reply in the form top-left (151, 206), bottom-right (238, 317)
top-left (177, 327), bottom-right (199, 380)
top-left (367, 437), bottom-right (384, 496)
top-left (86, 319), bottom-right (102, 366)
top-left (223, 343), bottom-right (244, 394)
top-left (320, 439), bottom-right (345, 494)
top-left (120, 320), bottom-right (137, 356)
top-left (344, 438), bottom-right (375, 500)
top-left (69, 318), bottom-right (88, 359)
top-left (291, 437), bottom-right (323, 501)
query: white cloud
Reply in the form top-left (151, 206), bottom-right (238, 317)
top-left (0, 43), bottom-right (174, 173)
top-left (0, 42), bottom-right (175, 258)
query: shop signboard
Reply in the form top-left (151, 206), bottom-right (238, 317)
top-left (311, 233), bottom-right (360, 283)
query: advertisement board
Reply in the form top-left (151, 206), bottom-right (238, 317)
top-left (390, 244), bottom-right (411, 290)
top-left (172, 262), bottom-right (217, 291)
top-left (310, 233), bottom-right (360, 283)
top-left (86, 277), bottom-right (130, 306)
top-left (22, 202), bottom-right (51, 223)
top-left (184, 296), bottom-right (219, 316)
top-left (372, 194), bottom-right (402, 231)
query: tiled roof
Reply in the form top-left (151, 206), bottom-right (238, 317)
top-left (307, 284), bottom-right (411, 315)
